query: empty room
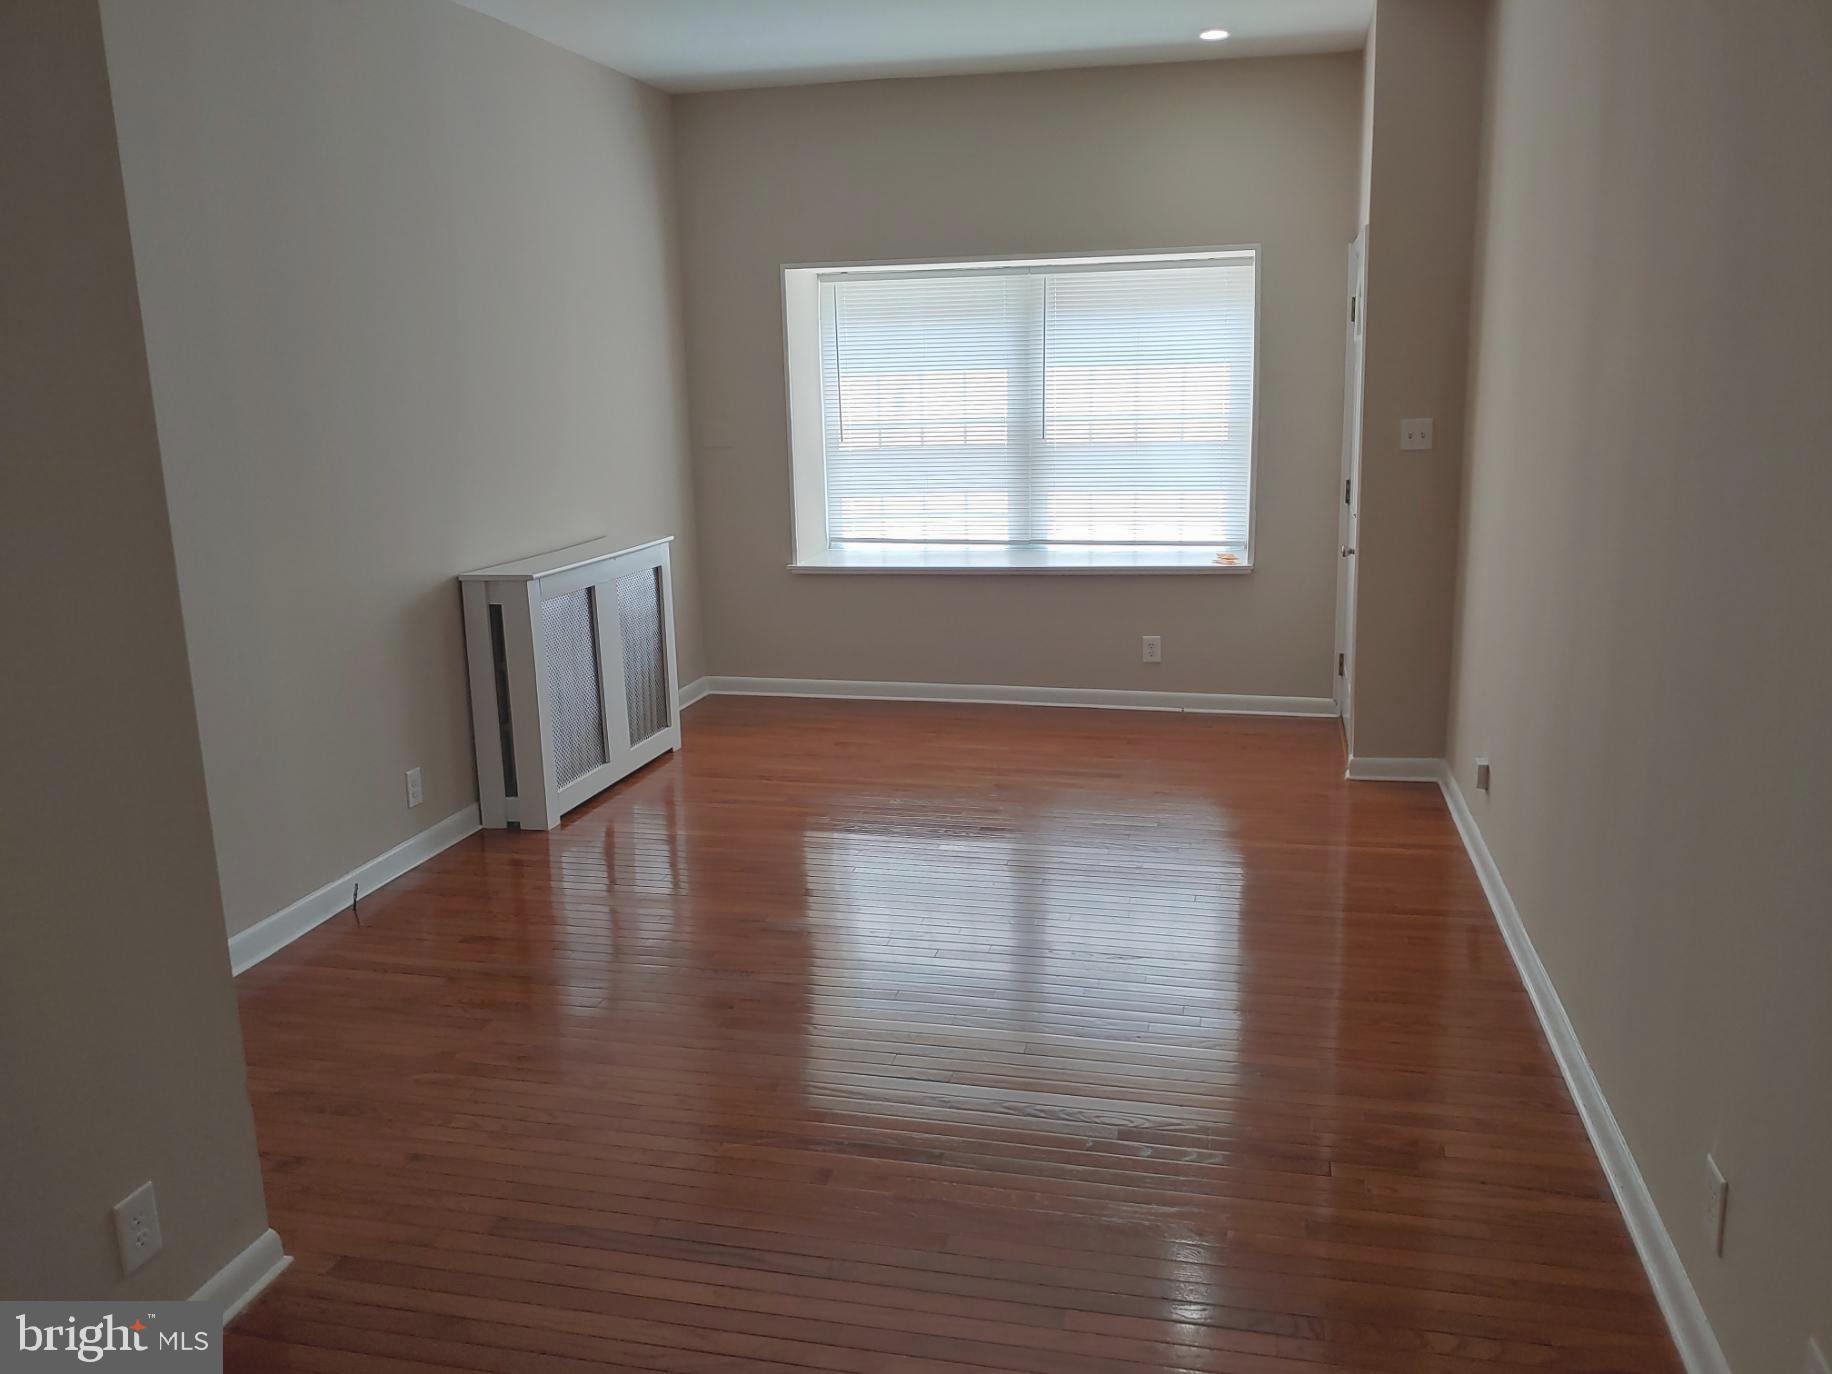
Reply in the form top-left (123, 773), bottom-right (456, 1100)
top-left (4, 1), bottom-right (1827, 1372)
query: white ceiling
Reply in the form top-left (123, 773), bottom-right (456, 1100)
top-left (448, 0), bottom-right (1373, 93)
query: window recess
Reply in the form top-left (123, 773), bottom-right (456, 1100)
top-left (785, 249), bottom-right (1259, 573)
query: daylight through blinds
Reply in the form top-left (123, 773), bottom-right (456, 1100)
top-left (817, 255), bottom-right (1256, 554)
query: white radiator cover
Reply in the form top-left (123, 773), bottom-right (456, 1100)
top-left (459, 537), bottom-right (681, 830)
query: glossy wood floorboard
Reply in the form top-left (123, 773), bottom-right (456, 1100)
top-left (230, 698), bottom-right (1681, 1373)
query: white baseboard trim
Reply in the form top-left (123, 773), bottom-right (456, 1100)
top-left (695, 675), bottom-right (1338, 718)
top-left (190, 1227), bottom-right (290, 1327)
top-left (228, 803), bottom-right (480, 975)
top-left (1344, 755), bottom-right (1444, 781)
top-left (1435, 763), bottom-right (1730, 1374)
top-left (678, 675), bottom-right (710, 710)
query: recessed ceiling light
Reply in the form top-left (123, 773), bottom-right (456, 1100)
top-left (1198, 28), bottom-right (1231, 41)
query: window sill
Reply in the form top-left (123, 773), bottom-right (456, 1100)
top-left (790, 547), bottom-right (1252, 575)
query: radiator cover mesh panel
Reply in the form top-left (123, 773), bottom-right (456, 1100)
top-left (616, 568), bottom-right (670, 746)
top-left (540, 588), bottom-right (607, 787)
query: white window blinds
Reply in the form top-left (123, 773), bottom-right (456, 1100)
top-left (816, 254), bottom-right (1256, 556)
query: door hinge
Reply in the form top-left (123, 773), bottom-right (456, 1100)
top-left (1344, 477), bottom-right (1352, 504)
top-left (1350, 295), bottom-right (1358, 324)
top-left (1337, 652), bottom-right (1345, 677)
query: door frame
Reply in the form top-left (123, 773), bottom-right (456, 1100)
top-left (1333, 227), bottom-right (1368, 751)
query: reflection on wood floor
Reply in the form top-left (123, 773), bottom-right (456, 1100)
top-left (230, 696), bottom-right (1681, 1373)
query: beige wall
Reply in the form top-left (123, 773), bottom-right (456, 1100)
top-left (0, 0), bottom-right (270, 1299)
top-left (1356, 16), bottom-right (1376, 228)
top-left (97, 0), bottom-right (705, 937)
top-left (1448, 2), bottom-right (1831, 1369)
top-left (674, 56), bottom-right (1362, 696)
top-left (1348, 0), bottom-right (1487, 760)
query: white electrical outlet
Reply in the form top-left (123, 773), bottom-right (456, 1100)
top-left (1703, 1153), bottom-right (1728, 1256)
top-left (112, 1181), bottom-right (162, 1276)
top-left (1806, 1337), bottom-right (1829, 1374)
top-left (1474, 757), bottom-right (1491, 792)
top-left (405, 766), bottom-right (424, 809)
top-left (1400, 417), bottom-right (1435, 451)
top-left (1141, 635), bottom-right (1162, 664)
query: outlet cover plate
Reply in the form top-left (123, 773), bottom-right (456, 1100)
top-left (1400, 417), bottom-right (1434, 451)
top-left (112, 1181), bottom-right (163, 1276)
top-left (1703, 1153), bottom-right (1728, 1255)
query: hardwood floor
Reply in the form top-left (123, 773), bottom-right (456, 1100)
top-left (230, 697), bottom-right (1681, 1373)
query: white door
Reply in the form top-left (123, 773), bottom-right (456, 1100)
top-left (1332, 229), bottom-right (1367, 745)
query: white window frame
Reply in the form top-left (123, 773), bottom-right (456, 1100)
top-left (782, 247), bottom-right (1261, 575)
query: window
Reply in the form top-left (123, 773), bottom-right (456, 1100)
top-left (784, 250), bottom-right (1258, 572)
